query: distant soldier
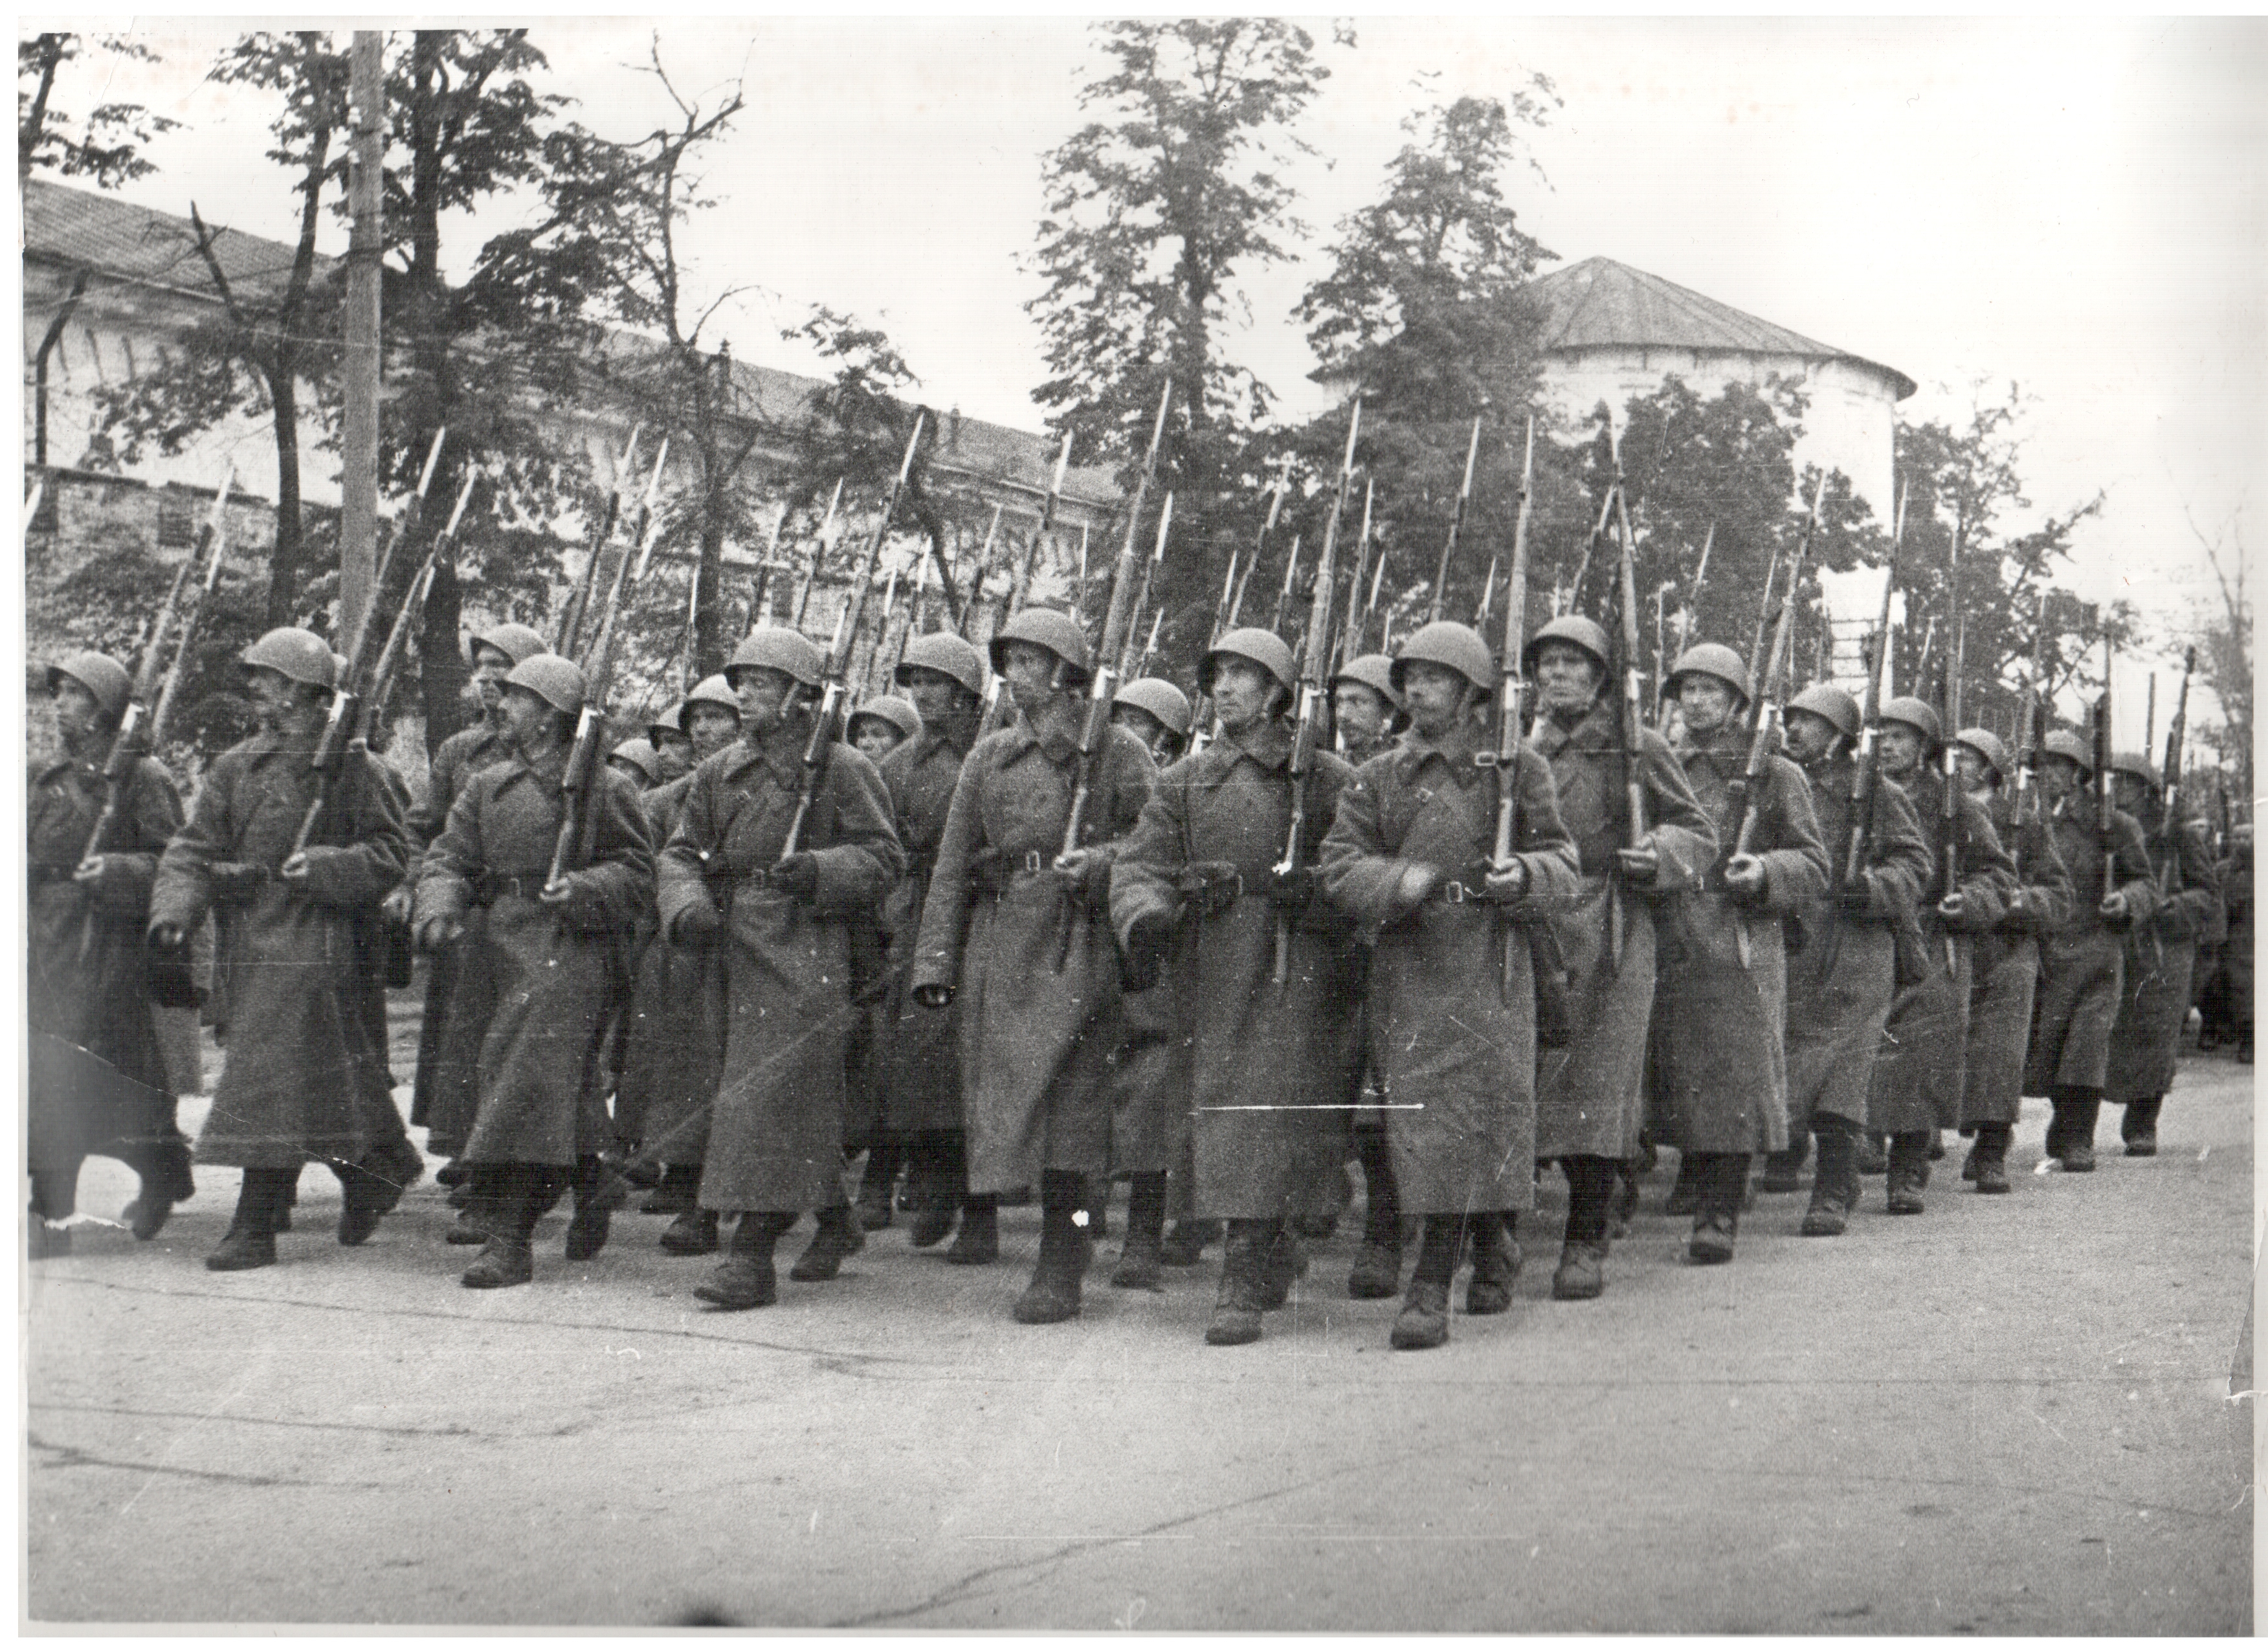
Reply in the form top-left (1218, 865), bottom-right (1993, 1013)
top-left (148, 629), bottom-right (412, 1271)
top-left (1951, 729), bottom-right (2071, 1191)
top-left (2219, 825), bottom-right (2253, 1064)
top-left (911, 609), bottom-right (1155, 1325)
top-left (1776, 684), bottom-right (1931, 1235)
top-left (1317, 622), bottom-right (1582, 1351)
top-left (619, 673), bottom-right (744, 1253)
top-left (647, 701), bottom-right (696, 783)
top-left (841, 691), bottom-right (925, 1230)
top-left (867, 634), bottom-right (990, 1253)
top-left (1522, 618), bottom-right (1717, 1300)
top-left (849, 694), bottom-right (922, 767)
top-left (1649, 645), bottom-right (1830, 1262)
top-left (1865, 699), bottom-right (2016, 1213)
top-left (1111, 677), bottom-right (1191, 765)
top-left (2023, 732), bottom-right (2159, 1169)
top-left (607, 738), bottom-right (666, 791)
top-left (2103, 751), bottom-right (2222, 1154)
top-left (1111, 629), bottom-right (1360, 1345)
top-left (28, 651), bottom-right (194, 1253)
top-left (655, 629), bottom-right (904, 1311)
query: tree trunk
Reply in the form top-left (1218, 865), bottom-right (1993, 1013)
top-left (264, 361), bottom-right (307, 627)
top-left (32, 267), bottom-right (89, 467)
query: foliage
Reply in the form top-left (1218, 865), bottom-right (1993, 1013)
top-left (18, 32), bottom-right (179, 188)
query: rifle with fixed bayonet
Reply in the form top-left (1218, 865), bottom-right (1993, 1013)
top-left (2012, 589), bottom-right (2048, 875)
top-left (1489, 418), bottom-right (1539, 993)
top-left (1008, 435), bottom-right (1074, 620)
top-left (557, 425), bottom-right (641, 656)
top-left (2158, 646), bottom-right (2196, 897)
top-left (1932, 509), bottom-right (1968, 971)
top-left (1427, 416), bottom-right (1484, 625)
top-left (1115, 491), bottom-right (1173, 682)
top-left (1332, 478), bottom-right (1376, 679)
top-left (2096, 633), bottom-right (2117, 914)
top-left (1608, 424), bottom-right (1649, 973)
top-left (1673, 522), bottom-right (1715, 663)
top-left (793, 478), bottom-right (844, 632)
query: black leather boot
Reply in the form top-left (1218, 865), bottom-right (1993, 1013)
top-left (907, 1130), bottom-right (964, 1248)
top-left (1206, 1220), bottom-right (1274, 1346)
top-left (1885, 1132), bottom-right (1931, 1213)
top-left (1555, 1158), bottom-right (1614, 1299)
top-left (1970, 1123), bottom-right (2012, 1193)
top-left (1392, 1215), bottom-right (1464, 1351)
top-left (1688, 1154), bottom-right (1746, 1263)
top-left (564, 1156), bottom-right (614, 1261)
top-left (856, 1132), bottom-right (904, 1231)
top-left (208, 1167), bottom-right (294, 1271)
top-left (1013, 1173), bottom-right (1093, 1325)
top-left (947, 1192), bottom-right (1001, 1264)
top-left (1802, 1118), bottom-right (1858, 1237)
top-left (1159, 1218), bottom-right (1221, 1267)
top-left (697, 1211), bottom-right (795, 1310)
top-left (2122, 1097), bottom-right (2162, 1156)
top-left (790, 1201), bottom-right (866, 1281)
top-left (2049, 1090), bottom-right (2101, 1171)
top-left (1465, 1211), bottom-right (1519, 1314)
top-left (461, 1167), bottom-right (541, 1289)
top-left (644, 1163), bottom-right (700, 1216)
top-left (1665, 1152), bottom-right (1703, 1216)
top-left (1111, 1171), bottom-right (1168, 1290)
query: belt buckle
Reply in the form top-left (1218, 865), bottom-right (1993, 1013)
top-left (1441, 881), bottom-right (1471, 904)
top-left (1020, 850), bottom-right (1047, 875)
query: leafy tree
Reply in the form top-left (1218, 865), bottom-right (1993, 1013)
top-left (18, 32), bottom-right (179, 190)
top-left (2182, 511), bottom-right (2250, 815)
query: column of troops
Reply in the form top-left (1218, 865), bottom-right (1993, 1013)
top-left (29, 600), bottom-right (2244, 1353)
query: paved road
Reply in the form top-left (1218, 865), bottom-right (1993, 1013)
top-left (24, 1034), bottom-right (2254, 1631)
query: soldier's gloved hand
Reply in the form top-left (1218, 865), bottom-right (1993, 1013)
top-left (1935, 890), bottom-right (1966, 925)
top-left (1615, 844), bottom-right (1661, 887)
top-left (1119, 910), bottom-right (1176, 994)
top-left (380, 885), bottom-right (416, 925)
top-left (964, 846), bottom-right (1012, 896)
top-left (2001, 889), bottom-right (2036, 933)
top-left (1723, 853), bottom-right (1768, 901)
top-left (1461, 857), bottom-right (1527, 904)
top-left (1052, 848), bottom-right (1109, 904)
top-left (208, 861), bottom-right (266, 904)
top-left (1389, 862), bottom-right (1438, 917)
top-left (278, 850), bottom-right (315, 890)
top-left (768, 852), bottom-right (820, 902)
top-left (148, 919), bottom-right (188, 951)
top-left (1178, 860), bottom-right (1242, 918)
top-left (671, 899), bottom-right (724, 947)
top-left (1267, 866), bottom-right (1318, 908)
top-left (416, 912), bottom-right (465, 952)
top-left (914, 983), bottom-right (954, 1009)
top-left (2098, 890), bottom-right (2130, 925)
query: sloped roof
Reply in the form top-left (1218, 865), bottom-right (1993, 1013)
top-left (22, 175), bottom-right (332, 303)
top-left (1529, 256), bottom-right (1915, 400)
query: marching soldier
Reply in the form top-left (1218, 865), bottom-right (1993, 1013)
top-left (1865, 699), bottom-right (2017, 1213)
top-left (620, 673), bottom-right (742, 1252)
top-left (843, 692), bottom-right (925, 1230)
top-left (2023, 732), bottom-right (2159, 1170)
top-left (28, 651), bottom-right (195, 1253)
top-left (608, 738), bottom-right (666, 790)
top-left (1649, 645), bottom-right (1830, 1261)
top-left (1111, 677), bottom-right (1192, 763)
top-left (2220, 825), bottom-right (2254, 1064)
top-left (910, 609), bottom-right (1156, 1325)
top-left (1522, 618), bottom-right (1717, 1300)
top-left (148, 629), bottom-right (413, 1270)
top-left (654, 629), bottom-right (904, 1310)
top-left (1317, 622), bottom-right (1582, 1350)
top-left (1775, 684), bottom-right (1931, 1234)
top-left (1951, 729), bottom-right (2072, 1191)
top-left (2103, 752), bottom-right (2222, 1154)
top-left (647, 701), bottom-right (696, 783)
top-left (1111, 628), bottom-right (1361, 1345)
top-left (848, 695), bottom-right (922, 767)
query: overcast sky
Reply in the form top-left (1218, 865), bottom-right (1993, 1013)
top-left (32, 15), bottom-right (2267, 741)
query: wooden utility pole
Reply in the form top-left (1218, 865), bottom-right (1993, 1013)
top-left (339, 30), bottom-right (384, 636)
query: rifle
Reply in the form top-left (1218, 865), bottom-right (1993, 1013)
top-left (1934, 511), bottom-right (1967, 971)
top-left (75, 464), bottom-right (237, 875)
top-left (1746, 532), bottom-right (1784, 696)
top-left (793, 477), bottom-right (844, 631)
top-left (2096, 633), bottom-right (2117, 906)
top-left (1720, 471), bottom-right (1825, 967)
top-left (1227, 543), bottom-right (1258, 629)
top-left (1673, 522), bottom-right (1715, 661)
top-left (370, 428), bottom-right (449, 622)
top-left (289, 473), bottom-right (479, 860)
top-left (2144, 671), bottom-right (2157, 757)
top-left (1473, 539), bottom-right (1502, 627)
top-left (1361, 526), bottom-right (1392, 651)
top-left (1563, 482), bottom-right (1617, 617)
top-left (781, 414), bottom-right (926, 862)
top-left (2012, 593), bottom-right (2047, 878)
top-left (2159, 646), bottom-right (2195, 896)
top-left (1009, 434), bottom-right (1074, 617)
top-left (863, 558), bottom-right (904, 696)
top-left (1608, 424), bottom-right (1649, 973)
top-left (753, 500), bottom-right (789, 629)
top-left (1114, 489), bottom-right (1173, 681)
top-left (1053, 379), bottom-right (1172, 968)
top-left (557, 424), bottom-right (641, 655)
top-left (1269, 398), bottom-right (1361, 985)
top-left (1133, 608), bottom-right (1165, 681)
top-left (1489, 418), bottom-right (1539, 991)
top-left (1427, 415), bottom-right (1484, 624)
top-left (1268, 530), bottom-right (1305, 636)
top-left (1333, 478), bottom-right (1377, 678)
top-left (962, 504), bottom-right (1005, 640)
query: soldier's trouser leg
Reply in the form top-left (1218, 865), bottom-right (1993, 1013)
top-left (1759, 1132), bottom-right (1810, 1192)
top-left (2121, 1097), bottom-right (2162, 1156)
top-left (1012, 1171), bottom-right (1091, 1325)
top-left (907, 1130), bottom-right (964, 1248)
top-left (2045, 1086), bottom-right (2102, 1170)
top-left (647, 1162), bottom-right (701, 1215)
top-left (1553, 1158), bottom-right (1614, 1301)
top-left (1970, 1122), bottom-right (2012, 1193)
top-left (856, 1132), bottom-right (905, 1229)
top-left (1353, 1121), bottom-right (1400, 1239)
top-left (1802, 1118), bottom-right (1859, 1237)
top-left (1112, 1171), bottom-right (1167, 1289)
top-left (1666, 1151), bottom-right (1703, 1215)
top-left (1206, 1218), bottom-right (1276, 1347)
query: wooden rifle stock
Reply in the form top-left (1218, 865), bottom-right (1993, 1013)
top-left (1491, 418), bottom-right (1537, 991)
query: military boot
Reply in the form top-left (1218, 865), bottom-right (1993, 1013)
top-left (1759, 1133), bottom-right (1810, 1194)
top-left (907, 1130), bottom-right (964, 1249)
top-left (563, 1157), bottom-right (614, 1261)
top-left (1390, 1217), bottom-right (1464, 1351)
top-left (643, 1163), bottom-right (700, 1216)
top-left (1111, 1171), bottom-right (1168, 1290)
top-left (122, 1138), bottom-right (195, 1241)
top-left (1555, 1158), bottom-right (1615, 1300)
top-left (696, 1212), bottom-right (795, 1310)
top-left (856, 1132), bottom-right (904, 1231)
top-left (1856, 1132), bottom-right (1890, 1176)
top-left (1348, 1181), bottom-right (1405, 1300)
top-left (790, 1202), bottom-right (866, 1282)
top-left (1687, 1154), bottom-right (1746, 1263)
top-left (334, 1162), bottom-right (397, 1248)
top-left (1607, 1159), bottom-right (1643, 1241)
top-left (660, 1207), bottom-right (722, 1255)
top-left (461, 1169), bottom-right (541, 1290)
top-left (2122, 1097), bottom-right (2163, 1156)
top-left (1465, 1213), bottom-right (1520, 1315)
top-left (1205, 1221), bottom-right (1274, 1346)
top-left (2049, 1094), bottom-right (2101, 1171)
top-left (1885, 1132), bottom-right (1931, 1214)
top-left (1665, 1152), bottom-right (1703, 1216)
top-left (1160, 1218), bottom-right (1222, 1266)
top-left (1256, 1225), bottom-right (1308, 1310)
top-left (1970, 1123), bottom-right (2012, 1194)
top-left (1801, 1120), bottom-right (1858, 1237)
top-left (946, 1193), bottom-right (1001, 1265)
top-left (207, 1168), bottom-right (293, 1272)
top-left (1012, 1173), bottom-right (1092, 1325)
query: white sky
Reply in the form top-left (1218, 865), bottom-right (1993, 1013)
top-left (27, 14), bottom-right (2268, 745)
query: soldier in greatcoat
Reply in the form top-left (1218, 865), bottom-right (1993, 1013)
top-left (655, 629), bottom-right (904, 1310)
top-left (1317, 622), bottom-right (1582, 1351)
top-left (1522, 618), bottom-right (1717, 1300)
top-left (2103, 751), bottom-right (2223, 1154)
top-left (28, 651), bottom-right (194, 1254)
top-left (1775, 683), bottom-right (1932, 1235)
top-left (2219, 826), bottom-right (2253, 1064)
top-left (1649, 645), bottom-right (1830, 1262)
top-left (1950, 729), bottom-right (2072, 1191)
top-left (1866, 698), bottom-right (2017, 1213)
top-left (868, 634), bottom-right (991, 1255)
top-left (1111, 628), bottom-right (1361, 1345)
top-left (148, 629), bottom-right (412, 1271)
top-left (413, 655), bottom-right (653, 1287)
top-left (910, 608), bottom-right (1155, 1326)
top-left (2023, 732), bottom-right (2159, 1169)
top-left (617, 673), bottom-right (742, 1254)
top-left (842, 691), bottom-right (923, 1231)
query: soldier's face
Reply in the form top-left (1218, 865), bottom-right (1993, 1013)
top-left (901, 668), bottom-right (966, 729)
top-left (1955, 748), bottom-right (1994, 791)
top-left (2113, 774), bottom-right (2149, 813)
top-left (1210, 657), bottom-right (1274, 736)
top-left (1535, 642), bottom-right (1602, 713)
top-left (1676, 677), bottom-right (1737, 737)
top-left (50, 678), bottom-right (104, 746)
top-left (685, 704), bottom-right (740, 760)
top-left (245, 666), bottom-right (299, 730)
top-left (1333, 682), bottom-right (1390, 748)
top-left (471, 645), bottom-right (514, 714)
top-left (732, 666), bottom-right (798, 735)
top-left (1782, 708), bottom-right (1840, 765)
top-left (1111, 704), bottom-right (1169, 756)
top-left (2040, 756), bottom-right (2080, 802)
top-left (1399, 661), bottom-right (1471, 736)
top-left (850, 717), bottom-right (904, 763)
top-left (1002, 643), bottom-right (1062, 711)
top-left (1880, 725), bottom-right (1926, 776)
top-left (650, 729), bottom-right (693, 778)
top-left (498, 685), bottom-right (552, 750)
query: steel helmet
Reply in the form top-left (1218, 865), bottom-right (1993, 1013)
top-left (1522, 614), bottom-right (1612, 678)
top-left (1331, 653), bottom-right (1404, 710)
top-left (471, 621), bottom-right (549, 666)
top-left (240, 626), bottom-right (339, 690)
top-left (503, 653), bottom-right (586, 715)
top-left (46, 650), bottom-right (131, 721)
top-left (1786, 683), bottom-right (1862, 741)
top-left (1390, 621), bottom-right (1495, 696)
top-left (987, 607), bottom-right (1094, 682)
top-left (1198, 627), bottom-right (1295, 698)
top-left (1954, 727), bottom-right (2011, 781)
top-left (849, 694), bottom-right (924, 745)
top-left (680, 673), bottom-right (741, 728)
top-left (647, 702), bottom-right (687, 743)
top-left (727, 627), bottom-right (827, 690)
top-left (1880, 696), bottom-right (1943, 746)
top-left (2042, 730), bottom-right (2094, 775)
top-left (2109, 750), bottom-right (2157, 787)
top-left (608, 737), bottom-right (664, 785)
top-left (1663, 643), bottom-right (1752, 706)
top-left (1113, 677), bottom-right (1193, 739)
top-left (896, 631), bottom-right (988, 699)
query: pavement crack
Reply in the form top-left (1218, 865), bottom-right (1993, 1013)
top-left (27, 1431), bottom-right (385, 1493)
top-left (28, 1401), bottom-right (480, 1441)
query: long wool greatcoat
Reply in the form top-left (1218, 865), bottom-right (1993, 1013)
top-left (2221, 845), bottom-right (2254, 1035)
top-left (2106, 802), bottom-right (2223, 1105)
top-left (1867, 766), bottom-right (2017, 1134)
top-left (911, 716), bottom-right (1155, 1196)
top-left (1961, 791), bottom-right (2072, 1127)
top-left (1785, 752), bottom-right (1932, 1130)
top-left (1111, 720), bottom-right (1361, 1220)
top-left (868, 728), bottom-right (975, 1137)
top-left (657, 729), bottom-right (903, 1213)
top-left (1317, 719), bottom-right (1582, 1215)
top-left (151, 732), bottom-right (410, 1169)
top-left (1529, 701), bottom-right (1717, 1162)
top-left (28, 750), bottom-right (183, 1173)
top-left (2025, 797), bottom-right (2159, 1094)
top-left (1651, 727), bottom-right (1831, 1154)
top-left (406, 720), bottom-right (516, 1131)
top-left (614, 770), bottom-right (726, 1163)
top-left (416, 747), bottom-right (652, 1167)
